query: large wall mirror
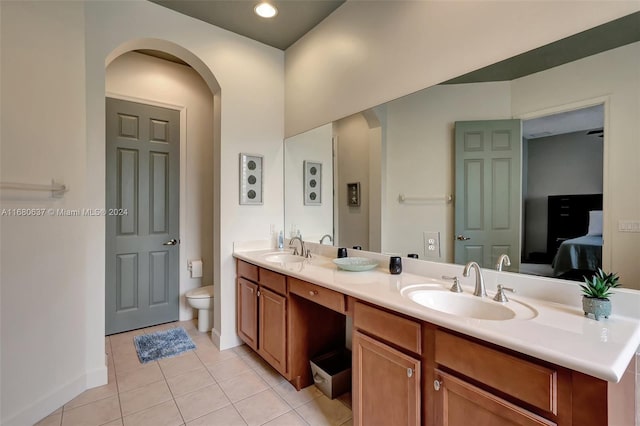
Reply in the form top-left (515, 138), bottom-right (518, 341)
top-left (284, 12), bottom-right (639, 281)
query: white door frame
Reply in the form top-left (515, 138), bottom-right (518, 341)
top-left (105, 91), bottom-right (189, 319)
top-left (514, 95), bottom-right (610, 271)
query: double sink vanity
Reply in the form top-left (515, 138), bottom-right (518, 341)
top-left (233, 242), bottom-right (640, 426)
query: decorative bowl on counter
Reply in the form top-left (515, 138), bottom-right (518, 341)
top-left (332, 257), bottom-right (378, 272)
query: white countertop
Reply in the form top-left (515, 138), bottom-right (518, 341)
top-left (233, 245), bottom-right (640, 383)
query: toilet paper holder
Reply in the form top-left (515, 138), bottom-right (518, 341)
top-left (188, 260), bottom-right (203, 278)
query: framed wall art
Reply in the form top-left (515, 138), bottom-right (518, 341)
top-left (347, 182), bottom-right (360, 207)
top-left (303, 160), bottom-right (322, 206)
top-left (239, 153), bottom-right (263, 205)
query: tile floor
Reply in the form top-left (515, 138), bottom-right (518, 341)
top-left (36, 320), bottom-right (353, 426)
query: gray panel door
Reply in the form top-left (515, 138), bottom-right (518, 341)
top-left (106, 98), bottom-right (180, 335)
top-left (454, 120), bottom-right (521, 271)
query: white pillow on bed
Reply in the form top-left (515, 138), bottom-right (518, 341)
top-left (587, 210), bottom-right (603, 236)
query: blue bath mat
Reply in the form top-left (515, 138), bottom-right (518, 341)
top-left (134, 327), bottom-right (196, 364)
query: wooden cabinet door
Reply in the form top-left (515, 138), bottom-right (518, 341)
top-left (237, 278), bottom-right (258, 350)
top-left (259, 287), bottom-right (287, 375)
top-left (353, 331), bottom-right (420, 426)
top-left (433, 369), bottom-right (556, 426)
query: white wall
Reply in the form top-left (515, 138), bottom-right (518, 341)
top-left (382, 82), bottom-right (512, 260)
top-left (512, 42), bottom-right (640, 288)
top-left (284, 123), bottom-right (333, 242)
top-left (285, 1), bottom-right (639, 137)
top-left (1, 2), bottom-right (90, 424)
top-left (525, 131), bottom-right (603, 256)
top-left (0, 1), bottom-right (284, 425)
top-left (105, 51), bottom-right (215, 321)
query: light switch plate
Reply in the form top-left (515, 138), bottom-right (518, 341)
top-left (618, 220), bottom-right (640, 232)
top-left (423, 231), bottom-right (441, 258)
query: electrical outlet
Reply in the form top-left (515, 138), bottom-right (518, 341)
top-left (618, 220), bottom-right (640, 232)
top-left (423, 232), bottom-right (441, 258)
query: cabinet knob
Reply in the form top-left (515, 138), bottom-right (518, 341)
top-left (309, 290), bottom-right (318, 296)
top-left (433, 379), bottom-right (441, 391)
top-left (257, 290), bottom-right (261, 297)
top-left (407, 368), bottom-right (413, 378)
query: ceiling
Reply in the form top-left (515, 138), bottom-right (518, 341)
top-left (149, 0), bottom-right (345, 50)
top-left (522, 105), bottom-right (604, 140)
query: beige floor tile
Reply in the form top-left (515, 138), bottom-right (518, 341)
top-left (61, 395), bottom-right (120, 426)
top-left (143, 322), bottom-right (178, 334)
top-left (108, 363), bottom-right (117, 384)
top-left (191, 334), bottom-right (217, 349)
top-left (116, 362), bottom-right (164, 393)
top-left (102, 419), bottom-right (124, 426)
top-left (166, 367), bottom-right (216, 397)
top-left (122, 399), bottom-right (183, 426)
top-left (196, 345), bottom-right (238, 366)
top-left (234, 389), bottom-right (291, 426)
top-left (113, 350), bottom-right (146, 374)
top-left (119, 379), bottom-right (173, 416)
top-left (339, 420), bottom-right (353, 426)
top-left (186, 405), bottom-right (247, 426)
top-left (159, 351), bottom-right (203, 379)
top-left (217, 369), bottom-right (269, 403)
top-left (238, 350), bottom-right (267, 370)
top-left (34, 411), bottom-right (62, 426)
top-left (262, 411), bottom-right (309, 426)
top-left (251, 359), bottom-right (287, 387)
top-left (175, 383), bottom-right (231, 422)
top-left (273, 382), bottom-right (323, 409)
top-left (107, 351), bottom-right (115, 370)
top-left (295, 394), bottom-right (352, 426)
top-left (206, 356), bottom-right (251, 382)
top-left (110, 330), bottom-right (144, 352)
top-left (64, 381), bottom-right (118, 410)
top-left (232, 344), bottom-right (255, 357)
top-left (178, 319), bottom-right (197, 330)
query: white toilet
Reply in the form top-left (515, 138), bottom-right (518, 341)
top-left (185, 285), bottom-right (214, 332)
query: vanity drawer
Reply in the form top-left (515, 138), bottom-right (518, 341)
top-left (435, 330), bottom-right (557, 414)
top-left (353, 302), bottom-right (421, 354)
top-left (237, 260), bottom-right (258, 282)
top-left (258, 268), bottom-right (287, 295)
top-left (289, 277), bottom-right (346, 314)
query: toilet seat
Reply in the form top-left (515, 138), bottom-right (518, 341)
top-left (186, 285), bottom-right (213, 299)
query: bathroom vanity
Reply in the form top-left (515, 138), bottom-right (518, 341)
top-left (233, 246), bottom-right (639, 426)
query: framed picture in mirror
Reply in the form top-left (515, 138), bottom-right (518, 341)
top-left (239, 153), bottom-right (263, 205)
top-left (347, 182), bottom-right (360, 207)
top-left (304, 160), bottom-right (322, 205)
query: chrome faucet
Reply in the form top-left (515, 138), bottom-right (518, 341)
top-left (289, 236), bottom-right (307, 258)
top-left (319, 234), bottom-right (333, 244)
top-left (496, 254), bottom-right (511, 272)
top-left (463, 261), bottom-right (487, 297)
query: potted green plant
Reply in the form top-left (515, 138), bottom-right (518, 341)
top-left (580, 268), bottom-right (621, 320)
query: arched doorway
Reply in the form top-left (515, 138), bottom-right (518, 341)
top-left (103, 40), bottom-right (221, 339)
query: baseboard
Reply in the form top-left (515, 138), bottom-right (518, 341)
top-left (85, 364), bottom-right (108, 388)
top-left (211, 327), bottom-right (221, 349)
top-left (2, 371), bottom-right (86, 426)
top-left (217, 330), bottom-right (244, 351)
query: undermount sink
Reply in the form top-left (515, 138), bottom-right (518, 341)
top-left (401, 286), bottom-right (537, 321)
top-left (262, 252), bottom-right (305, 264)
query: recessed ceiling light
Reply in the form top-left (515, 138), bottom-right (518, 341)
top-left (254, 2), bottom-right (278, 18)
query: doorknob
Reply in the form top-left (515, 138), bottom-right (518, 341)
top-left (456, 235), bottom-right (471, 241)
top-left (163, 239), bottom-right (178, 246)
